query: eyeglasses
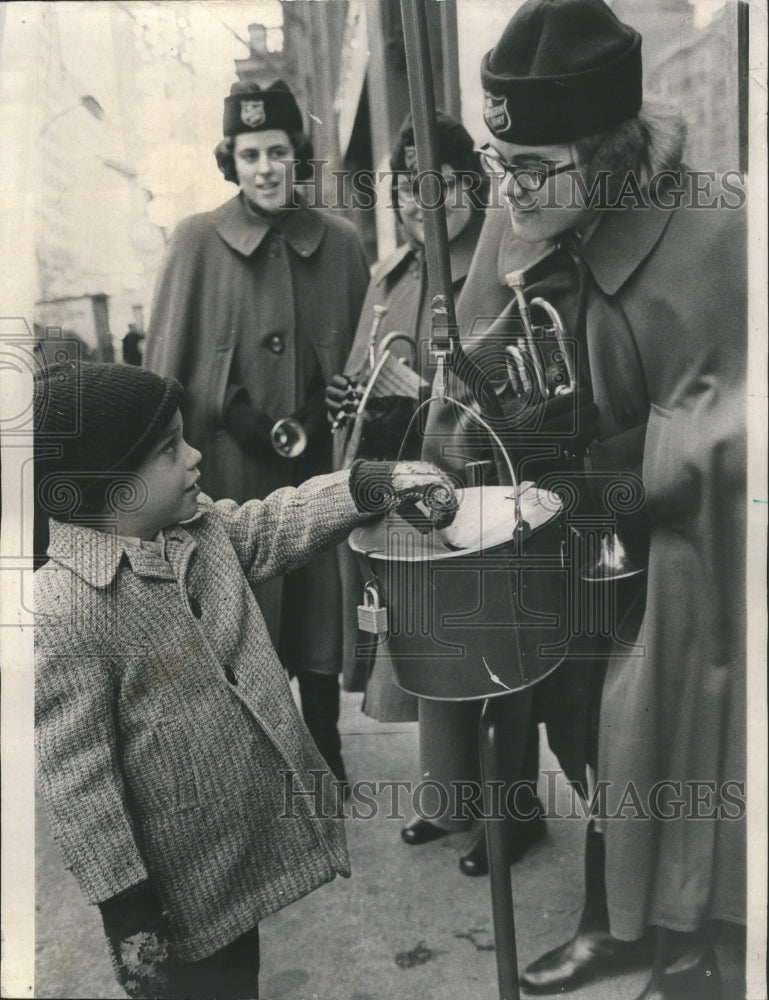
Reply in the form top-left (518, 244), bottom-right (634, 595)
top-left (395, 173), bottom-right (463, 205)
top-left (475, 144), bottom-right (576, 191)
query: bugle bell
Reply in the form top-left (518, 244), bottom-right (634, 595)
top-left (270, 417), bottom-right (307, 458)
top-left (579, 528), bottom-right (645, 582)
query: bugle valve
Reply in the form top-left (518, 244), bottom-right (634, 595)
top-left (505, 268), bottom-right (575, 402)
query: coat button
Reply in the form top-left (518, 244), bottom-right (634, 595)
top-left (189, 596), bottom-right (202, 619)
top-left (266, 333), bottom-right (285, 354)
top-left (224, 665), bottom-right (237, 685)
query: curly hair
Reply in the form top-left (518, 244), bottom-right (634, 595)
top-left (573, 102), bottom-right (687, 201)
top-left (214, 131), bottom-right (315, 185)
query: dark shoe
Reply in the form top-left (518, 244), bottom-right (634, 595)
top-left (401, 817), bottom-right (451, 845)
top-left (459, 816), bottom-right (546, 877)
top-left (521, 930), bottom-right (652, 994)
top-left (633, 949), bottom-right (722, 1000)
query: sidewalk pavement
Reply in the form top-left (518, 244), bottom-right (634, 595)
top-left (35, 688), bottom-right (745, 1000)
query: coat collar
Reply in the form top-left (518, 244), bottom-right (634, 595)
top-left (579, 200), bottom-right (674, 296)
top-left (374, 210), bottom-right (485, 287)
top-left (211, 192), bottom-right (327, 259)
top-left (45, 501), bottom-right (212, 587)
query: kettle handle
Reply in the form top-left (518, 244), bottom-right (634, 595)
top-left (395, 394), bottom-right (529, 540)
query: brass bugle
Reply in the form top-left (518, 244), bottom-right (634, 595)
top-left (530, 296), bottom-right (575, 396)
top-left (331, 304), bottom-right (390, 435)
top-left (377, 330), bottom-right (418, 368)
top-left (507, 271), bottom-right (548, 398)
top-left (368, 303), bottom-right (389, 370)
top-left (505, 270), bottom-right (575, 399)
top-left (341, 349), bottom-right (392, 469)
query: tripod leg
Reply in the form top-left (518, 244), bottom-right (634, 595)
top-left (478, 690), bottom-right (533, 1000)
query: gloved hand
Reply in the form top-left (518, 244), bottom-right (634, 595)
top-left (349, 460), bottom-right (459, 531)
top-left (325, 373), bottom-right (361, 424)
top-left (225, 392), bottom-right (275, 458)
top-left (99, 881), bottom-right (173, 999)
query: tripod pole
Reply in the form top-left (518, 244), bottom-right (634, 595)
top-left (478, 690), bottom-right (533, 1000)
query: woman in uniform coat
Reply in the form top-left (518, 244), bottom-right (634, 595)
top-left (146, 80), bottom-right (369, 786)
top-left (427, 1), bottom-right (746, 995)
top-left (328, 112), bottom-right (486, 720)
top-left (327, 113), bottom-right (547, 876)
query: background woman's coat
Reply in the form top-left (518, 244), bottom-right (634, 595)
top-left (146, 193), bottom-right (369, 670)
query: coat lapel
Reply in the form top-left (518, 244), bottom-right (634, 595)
top-left (46, 519), bottom-right (178, 586)
top-left (211, 193), bottom-right (326, 260)
top-left (580, 201), bottom-right (674, 296)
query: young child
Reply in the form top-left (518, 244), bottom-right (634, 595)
top-left (34, 360), bottom-right (456, 1000)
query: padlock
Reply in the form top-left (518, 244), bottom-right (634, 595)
top-left (357, 584), bottom-right (388, 634)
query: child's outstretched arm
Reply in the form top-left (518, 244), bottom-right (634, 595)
top-left (213, 462), bottom-right (457, 583)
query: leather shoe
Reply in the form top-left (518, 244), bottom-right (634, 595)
top-left (521, 929), bottom-right (652, 994)
top-left (459, 816), bottom-right (546, 876)
top-left (401, 817), bottom-right (450, 845)
top-left (632, 949), bottom-right (721, 1000)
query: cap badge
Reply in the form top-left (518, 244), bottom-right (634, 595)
top-left (241, 99), bottom-right (266, 128)
top-left (483, 92), bottom-right (511, 135)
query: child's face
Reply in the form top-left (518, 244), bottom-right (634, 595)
top-left (128, 409), bottom-right (202, 537)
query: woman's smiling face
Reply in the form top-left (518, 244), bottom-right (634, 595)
top-left (490, 139), bottom-right (596, 242)
top-left (234, 129), bottom-right (296, 215)
top-left (398, 162), bottom-right (476, 247)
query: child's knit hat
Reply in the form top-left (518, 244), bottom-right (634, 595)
top-left (34, 360), bottom-right (183, 516)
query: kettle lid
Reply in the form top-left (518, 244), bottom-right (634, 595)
top-left (349, 484), bottom-right (561, 562)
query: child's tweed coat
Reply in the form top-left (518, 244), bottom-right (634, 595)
top-left (35, 471), bottom-right (366, 962)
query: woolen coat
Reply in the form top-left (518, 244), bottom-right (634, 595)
top-left (336, 214), bottom-right (484, 719)
top-left (585, 178), bottom-right (747, 939)
top-left (35, 472), bottom-right (368, 963)
top-left (145, 193), bottom-right (369, 671)
top-left (423, 179), bottom-right (747, 933)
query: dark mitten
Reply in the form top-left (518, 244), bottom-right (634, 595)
top-left (349, 460), bottom-right (459, 531)
top-left (225, 392), bottom-right (275, 457)
top-left (99, 881), bottom-right (173, 999)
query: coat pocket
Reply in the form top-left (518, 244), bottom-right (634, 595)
top-left (124, 720), bottom-right (202, 815)
top-left (642, 401), bottom-right (700, 523)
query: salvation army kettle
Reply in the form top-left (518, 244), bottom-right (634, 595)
top-left (348, 484), bottom-right (569, 702)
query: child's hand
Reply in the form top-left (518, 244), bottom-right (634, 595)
top-left (99, 881), bottom-right (173, 998)
top-left (390, 461), bottom-right (460, 530)
top-left (110, 928), bottom-right (173, 999)
top-left (350, 460), bottom-right (459, 531)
